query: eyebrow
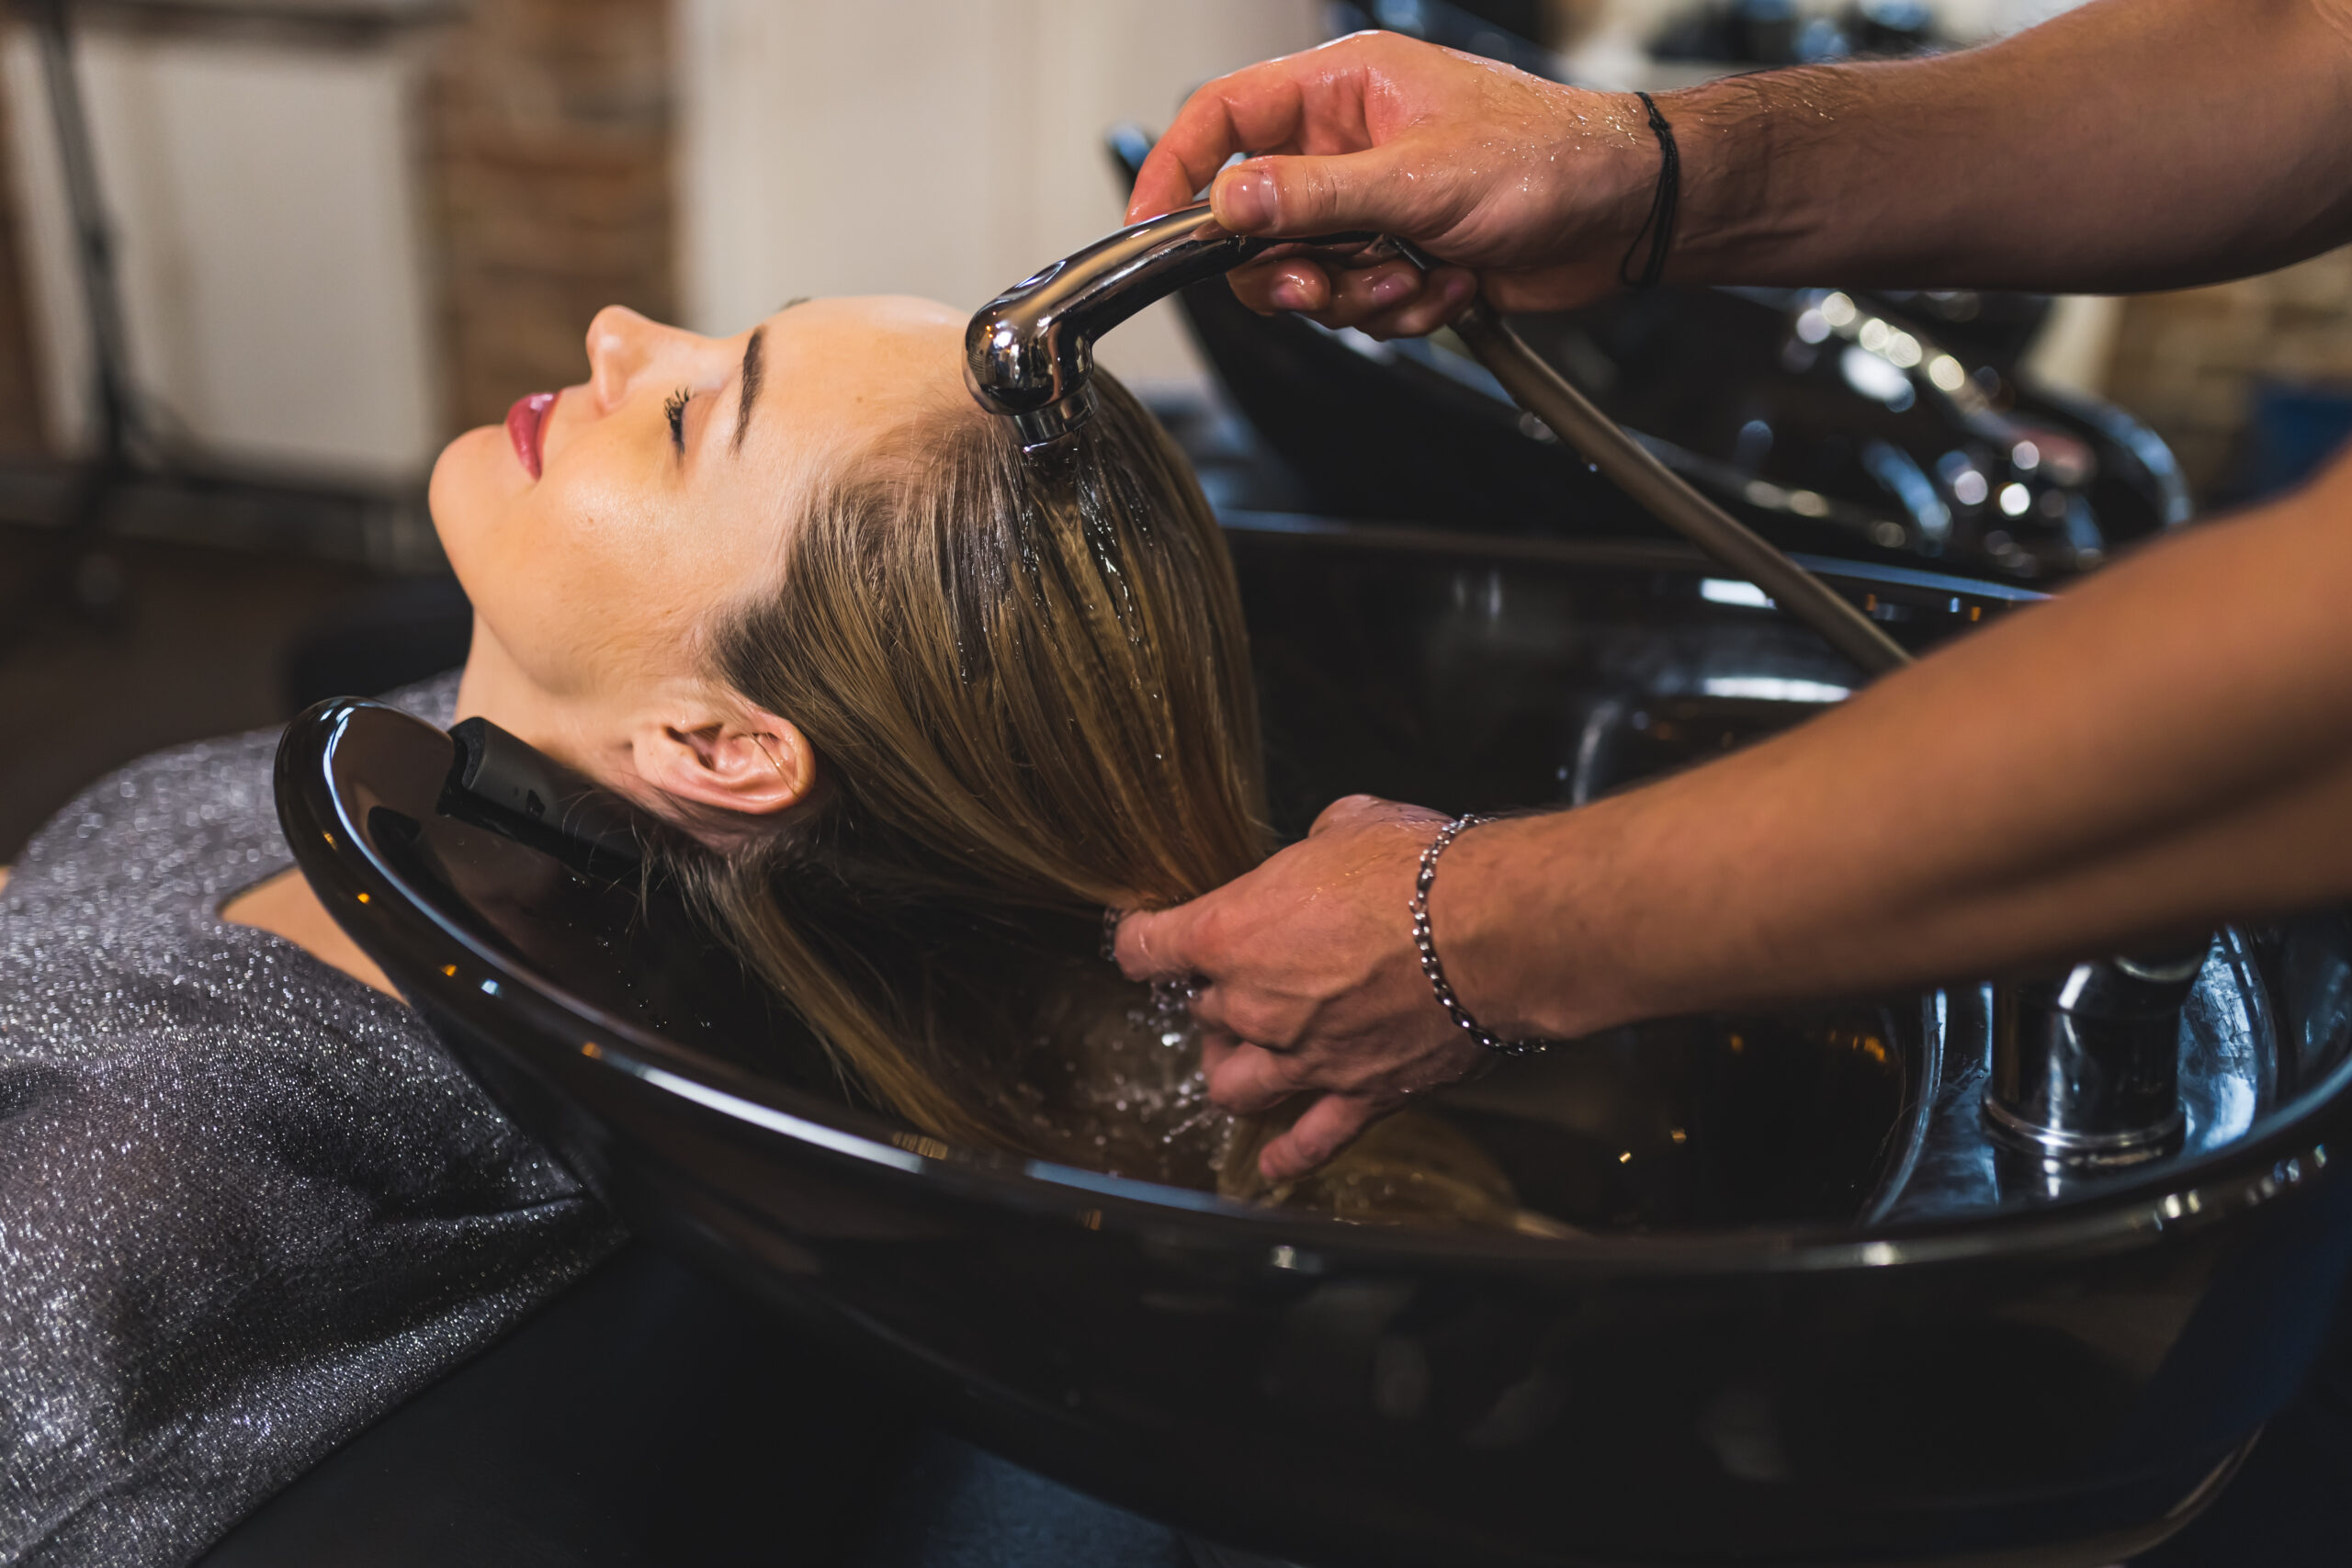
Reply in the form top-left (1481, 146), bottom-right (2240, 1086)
top-left (730, 327), bottom-right (766, 454)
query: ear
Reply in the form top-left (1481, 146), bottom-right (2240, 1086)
top-left (631, 700), bottom-right (819, 827)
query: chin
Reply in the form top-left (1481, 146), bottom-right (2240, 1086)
top-left (427, 423), bottom-right (514, 582)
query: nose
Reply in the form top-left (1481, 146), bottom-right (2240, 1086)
top-left (584, 305), bottom-right (676, 412)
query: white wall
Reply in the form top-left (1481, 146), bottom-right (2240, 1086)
top-left (677, 0), bottom-right (1325, 395)
top-left (2, 24), bottom-right (439, 480)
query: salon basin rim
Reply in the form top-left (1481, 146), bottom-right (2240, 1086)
top-left (284, 696), bottom-right (2348, 1280)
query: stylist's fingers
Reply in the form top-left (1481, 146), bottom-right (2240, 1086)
top-left (1358, 267), bottom-right (1479, 339)
top-left (1189, 983), bottom-right (1307, 1060)
top-left (1114, 898), bottom-right (1208, 982)
top-left (1128, 138), bottom-right (1220, 229)
top-left (1310, 791), bottom-right (1442, 837)
top-left (1207, 147), bottom-right (1430, 240)
top-left (1227, 255), bottom-right (1338, 316)
top-left (1126, 60), bottom-right (1307, 224)
top-left (1259, 1094), bottom-right (1388, 1182)
top-left (1129, 44), bottom-right (1411, 227)
top-left (1297, 261), bottom-right (1438, 331)
top-left (1204, 1041), bottom-right (1312, 1115)
top-left (1182, 981), bottom-right (1236, 1039)
top-left (1198, 1030), bottom-right (1241, 1079)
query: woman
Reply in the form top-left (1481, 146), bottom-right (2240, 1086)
top-left (0, 294), bottom-right (1219, 1561)
top-left (237, 292), bottom-right (1273, 1185)
top-left (0, 293), bottom-right (1512, 1566)
top-left (240, 294), bottom-right (1529, 1213)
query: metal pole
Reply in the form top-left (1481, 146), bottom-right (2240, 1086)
top-left (29, 0), bottom-right (135, 468)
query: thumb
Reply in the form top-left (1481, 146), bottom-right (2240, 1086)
top-left (1210, 148), bottom-right (1415, 238)
top-left (1113, 899), bottom-right (1205, 982)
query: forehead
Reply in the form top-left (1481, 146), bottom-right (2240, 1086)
top-left (720, 294), bottom-right (973, 498)
top-left (757, 294), bottom-right (969, 424)
top-left (711, 295), bottom-right (978, 572)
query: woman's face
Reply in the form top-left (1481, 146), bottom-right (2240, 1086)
top-left (429, 296), bottom-right (968, 762)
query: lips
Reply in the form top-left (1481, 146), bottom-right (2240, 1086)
top-left (505, 391), bottom-right (557, 479)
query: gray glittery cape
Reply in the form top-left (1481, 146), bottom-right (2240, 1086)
top-left (0, 675), bottom-right (620, 1567)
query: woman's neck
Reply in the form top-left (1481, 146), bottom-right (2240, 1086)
top-left (454, 616), bottom-right (649, 793)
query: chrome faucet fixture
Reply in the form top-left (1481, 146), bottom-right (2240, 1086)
top-left (1985, 946), bottom-right (2207, 1168)
top-left (964, 203), bottom-right (1371, 448)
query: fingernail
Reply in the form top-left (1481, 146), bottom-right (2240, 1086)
top-left (1444, 273), bottom-right (1476, 304)
top-left (1369, 271), bottom-right (1417, 307)
top-left (1270, 276), bottom-right (1312, 311)
top-left (1218, 165), bottom-right (1277, 231)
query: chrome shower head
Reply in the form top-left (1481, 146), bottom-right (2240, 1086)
top-left (964, 202), bottom-right (1372, 448)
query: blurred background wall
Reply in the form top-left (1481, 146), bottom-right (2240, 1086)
top-left (2, 15), bottom-right (440, 479)
top-left (0, 0), bottom-right (681, 477)
top-left (677, 0), bottom-right (1322, 394)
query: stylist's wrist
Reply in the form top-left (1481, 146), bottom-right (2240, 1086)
top-left (1423, 812), bottom-right (1631, 1044)
top-left (1625, 73), bottom-right (1796, 291)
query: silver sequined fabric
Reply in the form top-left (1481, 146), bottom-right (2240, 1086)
top-left (0, 674), bottom-right (620, 1567)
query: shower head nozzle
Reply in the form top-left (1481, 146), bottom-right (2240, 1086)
top-left (965, 204), bottom-right (1374, 450)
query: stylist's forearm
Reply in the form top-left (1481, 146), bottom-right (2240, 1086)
top-left (1436, 467), bottom-right (2352, 1037)
top-left (1664, 0), bottom-right (2352, 294)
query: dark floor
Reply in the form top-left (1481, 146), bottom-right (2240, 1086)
top-left (0, 523), bottom-right (388, 861)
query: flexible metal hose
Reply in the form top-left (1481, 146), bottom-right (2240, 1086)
top-left (1447, 299), bottom-right (1913, 677)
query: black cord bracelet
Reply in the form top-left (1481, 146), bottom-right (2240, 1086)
top-left (1617, 90), bottom-right (1680, 292)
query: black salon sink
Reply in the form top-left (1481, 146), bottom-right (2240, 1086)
top-left (280, 524), bottom-right (2352, 1568)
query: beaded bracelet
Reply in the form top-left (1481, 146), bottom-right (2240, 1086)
top-left (1411, 814), bottom-right (1554, 1058)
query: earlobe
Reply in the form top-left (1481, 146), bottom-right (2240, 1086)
top-left (634, 704), bottom-right (818, 826)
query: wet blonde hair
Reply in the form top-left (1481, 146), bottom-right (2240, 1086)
top-left (684, 373), bottom-right (1268, 1155)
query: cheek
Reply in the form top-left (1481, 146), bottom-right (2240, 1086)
top-left (430, 427), bottom-right (588, 691)
top-left (429, 434), bottom-right (695, 697)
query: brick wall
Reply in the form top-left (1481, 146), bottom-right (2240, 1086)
top-left (422, 0), bottom-right (675, 435)
top-left (2104, 246), bottom-right (2352, 500)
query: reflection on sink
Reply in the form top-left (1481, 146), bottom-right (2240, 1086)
top-left (1432, 1006), bottom-right (1911, 1231)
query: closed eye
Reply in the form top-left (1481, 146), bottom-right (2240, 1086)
top-left (664, 387), bottom-right (691, 456)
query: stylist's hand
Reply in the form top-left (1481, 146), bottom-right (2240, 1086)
top-left (1114, 795), bottom-right (1493, 1182)
top-left (1126, 30), bottom-right (1661, 337)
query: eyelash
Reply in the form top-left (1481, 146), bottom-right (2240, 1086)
top-left (663, 387), bottom-right (691, 454)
